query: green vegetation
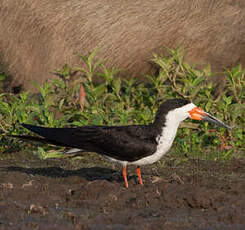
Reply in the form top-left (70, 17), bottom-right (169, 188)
top-left (0, 48), bottom-right (244, 161)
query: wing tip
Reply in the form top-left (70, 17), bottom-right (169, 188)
top-left (21, 123), bottom-right (39, 131)
top-left (21, 123), bottom-right (44, 136)
top-left (21, 123), bottom-right (30, 129)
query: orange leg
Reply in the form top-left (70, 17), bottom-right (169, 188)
top-left (122, 166), bottom-right (128, 188)
top-left (136, 166), bottom-right (143, 185)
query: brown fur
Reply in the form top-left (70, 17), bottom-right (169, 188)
top-left (0, 0), bottom-right (244, 91)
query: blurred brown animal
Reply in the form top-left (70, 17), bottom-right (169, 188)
top-left (0, 0), bottom-right (244, 91)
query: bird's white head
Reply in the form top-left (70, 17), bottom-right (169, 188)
top-left (169, 102), bottom-right (196, 122)
top-left (155, 99), bottom-right (231, 129)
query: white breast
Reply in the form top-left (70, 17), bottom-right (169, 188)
top-left (130, 120), bottom-right (179, 166)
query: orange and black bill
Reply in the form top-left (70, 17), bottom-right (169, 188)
top-left (189, 107), bottom-right (231, 129)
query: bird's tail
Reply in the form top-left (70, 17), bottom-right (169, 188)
top-left (10, 134), bottom-right (63, 146)
top-left (10, 135), bottom-right (84, 155)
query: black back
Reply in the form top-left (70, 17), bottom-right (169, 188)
top-left (21, 124), bottom-right (158, 162)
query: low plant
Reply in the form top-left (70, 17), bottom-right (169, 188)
top-left (0, 48), bottom-right (244, 161)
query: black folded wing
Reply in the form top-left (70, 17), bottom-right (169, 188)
top-left (21, 123), bottom-right (157, 162)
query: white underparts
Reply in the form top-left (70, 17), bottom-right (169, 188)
top-left (64, 148), bottom-right (83, 154)
top-left (130, 117), bottom-right (180, 166)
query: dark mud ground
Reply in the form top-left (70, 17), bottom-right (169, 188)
top-left (0, 151), bottom-right (245, 230)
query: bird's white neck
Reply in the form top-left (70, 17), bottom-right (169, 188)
top-left (131, 109), bottom-right (187, 166)
top-left (158, 112), bottom-right (182, 144)
top-left (157, 102), bottom-right (196, 142)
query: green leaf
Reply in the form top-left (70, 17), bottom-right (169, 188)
top-left (112, 78), bottom-right (121, 95)
top-left (0, 73), bottom-right (6, 81)
top-left (193, 76), bottom-right (205, 86)
top-left (93, 84), bottom-right (107, 98)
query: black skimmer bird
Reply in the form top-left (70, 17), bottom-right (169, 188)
top-left (13, 99), bottom-right (231, 187)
